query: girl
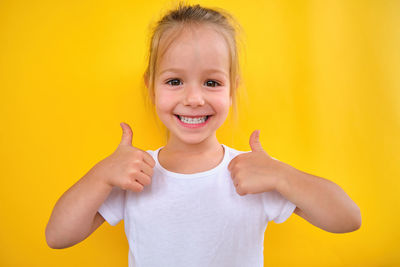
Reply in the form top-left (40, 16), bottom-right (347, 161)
top-left (45, 3), bottom-right (361, 267)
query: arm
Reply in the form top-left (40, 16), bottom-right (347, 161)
top-left (45, 122), bottom-right (156, 249)
top-left (45, 163), bottom-right (112, 249)
top-left (228, 130), bottom-right (361, 233)
top-left (276, 162), bottom-right (362, 233)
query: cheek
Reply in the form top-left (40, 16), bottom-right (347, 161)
top-left (212, 94), bottom-right (231, 113)
top-left (155, 89), bottom-right (176, 113)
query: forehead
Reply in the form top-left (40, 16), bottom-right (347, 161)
top-left (157, 24), bottom-right (230, 74)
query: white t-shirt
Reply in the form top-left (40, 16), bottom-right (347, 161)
top-left (98, 143), bottom-right (296, 267)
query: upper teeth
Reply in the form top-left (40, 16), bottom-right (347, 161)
top-left (178, 115), bottom-right (208, 124)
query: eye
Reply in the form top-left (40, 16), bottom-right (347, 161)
top-left (205, 80), bottom-right (220, 87)
top-left (166, 79), bottom-right (182, 86)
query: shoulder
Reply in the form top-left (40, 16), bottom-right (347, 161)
top-left (222, 144), bottom-right (250, 160)
top-left (144, 146), bottom-right (163, 157)
top-left (145, 147), bottom-right (158, 153)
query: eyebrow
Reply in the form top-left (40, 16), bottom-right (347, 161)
top-left (159, 68), bottom-right (228, 78)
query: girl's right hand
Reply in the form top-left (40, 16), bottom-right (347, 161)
top-left (93, 122), bottom-right (156, 192)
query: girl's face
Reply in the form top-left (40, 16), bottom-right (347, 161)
top-left (154, 24), bottom-right (231, 147)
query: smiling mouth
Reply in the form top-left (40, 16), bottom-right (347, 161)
top-left (174, 114), bottom-right (212, 124)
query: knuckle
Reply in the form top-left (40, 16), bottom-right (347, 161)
top-left (233, 170), bottom-right (240, 178)
top-left (134, 150), bottom-right (143, 158)
top-left (129, 169), bottom-right (139, 177)
top-left (143, 177), bottom-right (151, 186)
top-left (236, 185), bottom-right (245, 196)
top-left (132, 158), bottom-right (142, 165)
top-left (231, 166), bottom-right (237, 173)
top-left (121, 179), bottom-right (132, 191)
top-left (237, 181), bottom-right (244, 191)
top-left (136, 183), bottom-right (144, 191)
top-left (134, 186), bottom-right (143, 192)
top-left (130, 179), bottom-right (143, 192)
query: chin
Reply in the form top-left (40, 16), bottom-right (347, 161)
top-left (177, 135), bottom-right (209, 144)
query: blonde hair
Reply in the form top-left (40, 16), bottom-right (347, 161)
top-left (142, 2), bottom-right (246, 141)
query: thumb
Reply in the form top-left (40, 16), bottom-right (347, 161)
top-left (119, 122), bottom-right (133, 147)
top-left (249, 129), bottom-right (264, 152)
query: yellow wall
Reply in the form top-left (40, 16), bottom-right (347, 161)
top-left (1, 0), bottom-right (399, 266)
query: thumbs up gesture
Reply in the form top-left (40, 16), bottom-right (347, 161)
top-left (93, 122), bottom-right (156, 192)
top-left (227, 130), bottom-right (286, 196)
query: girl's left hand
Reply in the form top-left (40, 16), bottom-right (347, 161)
top-left (227, 130), bottom-right (286, 196)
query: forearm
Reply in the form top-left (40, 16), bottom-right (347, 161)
top-left (45, 163), bottom-right (113, 248)
top-left (276, 162), bottom-right (361, 233)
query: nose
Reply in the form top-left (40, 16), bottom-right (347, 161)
top-left (183, 84), bottom-right (205, 106)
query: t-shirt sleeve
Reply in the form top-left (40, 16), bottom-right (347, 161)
top-left (98, 186), bottom-right (126, 226)
top-left (262, 190), bottom-right (296, 223)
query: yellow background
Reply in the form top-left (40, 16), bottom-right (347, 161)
top-left (1, 0), bottom-right (399, 266)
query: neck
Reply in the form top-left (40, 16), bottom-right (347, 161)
top-left (162, 133), bottom-right (221, 155)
